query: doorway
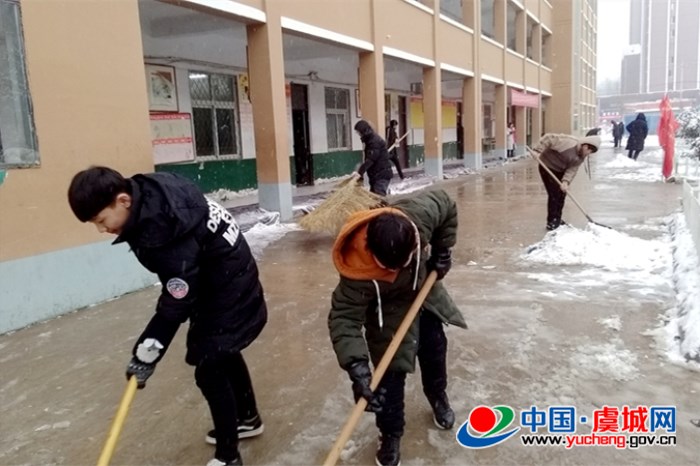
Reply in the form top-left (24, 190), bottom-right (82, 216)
top-left (291, 83), bottom-right (312, 186)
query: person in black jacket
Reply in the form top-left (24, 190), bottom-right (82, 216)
top-left (626, 113), bottom-right (648, 160)
top-left (355, 120), bottom-right (394, 195)
top-left (385, 119), bottom-right (404, 180)
top-left (68, 167), bottom-right (267, 466)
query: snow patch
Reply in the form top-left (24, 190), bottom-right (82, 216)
top-left (243, 220), bottom-right (300, 261)
top-left (597, 315), bottom-right (622, 332)
top-left (656, 214), bottom-right (700, 363)
top-left (571, 342), bottom-right (639, 381)
top-left (521, 224), bottom-right (670, 272)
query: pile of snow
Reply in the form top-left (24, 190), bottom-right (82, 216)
top-left (390, 177), bottom-right (435, 195)
top-left (656, 214), bottom-right (700, 363)
top-left (521, 223), bottom-right (670, 272)
top-left (243, 217), bottom-right (300, 260)
top-left (206, 187), bottom-right (257, 203)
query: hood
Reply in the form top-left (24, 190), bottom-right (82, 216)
top-left (636, 113), bottom-right (646, 121)
top-left (114, 173), bottom-right (209, 248)
top-left (354, 120), bottom-right (375, 140)
top-left (579, 135), bottom-right (601, 153)
top-left (332, 207), bottom-right (412, 283)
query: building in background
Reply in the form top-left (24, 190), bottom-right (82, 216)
top-left (602, 0), bottom-right (700, 129)
top-left (0, 0), bottom-right (596, 333)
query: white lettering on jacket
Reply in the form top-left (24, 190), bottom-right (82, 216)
top-left (206, 199), bottom-right (240, 246)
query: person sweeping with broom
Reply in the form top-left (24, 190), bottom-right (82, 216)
top-left (354, 120), bottom-right (394, 196)
top-left (529, 133), bottom-right (601, 231)
top-left (328, 189), bottom-right (467, 466)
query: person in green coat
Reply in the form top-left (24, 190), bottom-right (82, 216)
top-left (328, 189), bottom-right (467, 466)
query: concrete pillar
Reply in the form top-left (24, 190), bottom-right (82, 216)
top-left (423, 66), bottom-right (442, 178)
top-left (494, 84), bottom-right (507, 159)
top-left (246, 17), bottom-right (293, 220)
top-left (463, 76), bottom-right (482, 169)
top-left (515, 105), bottom-right (526, 155)
top-left (358, 51), bottom-right (385, 134)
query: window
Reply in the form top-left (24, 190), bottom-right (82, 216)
top-left (526, 18), bottom-right (536, 60)
top-left (481, 0), bottom-right (495, 39)
top-left (542, 30), bottom-right (552, 67)
top-left (188, 71), bottom-right (239, 157)
top-left (506, 3), bottom-right (518, 52)
top-left (441, 0), bottom-right (463, 23)
top-left (325, 87), bottom-right (350, 150)
top-left (0, 0), bottom-right (39, 168)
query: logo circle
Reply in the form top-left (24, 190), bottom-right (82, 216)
top-left (469, 406), bottom-right (497, 433)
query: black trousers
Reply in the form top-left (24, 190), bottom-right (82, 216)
top-left (389, 150), bottom-right (404, 179)
top-left (538, 164), bottom-right (567, 226)
top-left (195, 352), bottom-right (259, 462)
top-left (628, 149), bottom-right (641, 160)
top-left (370, 177), bottom-right (391, 196)
top-left (375, 311), bottom-right (448, 437)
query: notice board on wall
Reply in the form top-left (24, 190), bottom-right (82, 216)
top-left (150, 113), bottom-right (194, 164)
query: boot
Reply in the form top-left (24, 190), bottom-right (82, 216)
top-left (429, 392), bottom-right (455, 429)
top-left (375, 434), bottom-right (401, 466)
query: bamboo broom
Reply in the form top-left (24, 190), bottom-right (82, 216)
top-left (298, 174), bottom-right (383, 235)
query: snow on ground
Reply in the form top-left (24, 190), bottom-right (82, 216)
top-left (243, 219), bottom-right (300, 261)
top-left (652, 214), bottom-right (700, 365)
top-left (206, 187), bottom-right (258, 203)
top-left (601, 150), bottom-right (665, 183)
top-left (522, 223), bottom-right (670, 272)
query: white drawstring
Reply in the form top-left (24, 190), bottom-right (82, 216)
top-left (372, 280), bottom-right (384, 330)
top-left (410, 221), bottom-right (421, 291)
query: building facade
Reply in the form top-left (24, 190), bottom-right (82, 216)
top-left (604, 0), bottom-right (700, 127)
top-left (0, 0), bottom-right (596, 333)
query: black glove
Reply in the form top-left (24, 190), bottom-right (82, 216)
top-left (346, 361), bottom-right (385, 413)
top-left (125, 357), bottom-right (156, 389)
top-left (427, 247), bottom-right (452, 280)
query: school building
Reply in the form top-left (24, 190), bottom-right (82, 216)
top-left (0, 0), bottom-right (597, 333)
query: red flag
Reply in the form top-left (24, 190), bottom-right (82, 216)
top-left (658, 95), bottom-right (679, 179)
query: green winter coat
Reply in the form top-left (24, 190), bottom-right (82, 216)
top-left (328, 189), bottom-right (467, 373)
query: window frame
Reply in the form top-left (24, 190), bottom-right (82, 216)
top-left (324, 86), bottom-right (351, 151)
top-left (188, 70), bottom-right (241, 160)
top-left (0, 0), bottom-right (39, 169)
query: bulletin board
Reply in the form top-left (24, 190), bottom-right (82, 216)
top-left (150, 113), bottom-right (195, 164)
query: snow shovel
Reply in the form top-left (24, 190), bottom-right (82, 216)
top-left (526, 146), bottom-right (613, 230)
top-left (323, 271), bottom-right (438, 466)
top-left (96, 376), bottom-right (139, 466)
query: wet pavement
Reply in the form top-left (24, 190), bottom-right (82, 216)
top-left (1, 144), bottom-right (698, 466)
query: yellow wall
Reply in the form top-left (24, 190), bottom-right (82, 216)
top-left (409, 98), bottom-right (458, 129)
top-left (0, 0), bottom-right (153, 261)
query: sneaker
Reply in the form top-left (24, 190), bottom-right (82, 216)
top-left (206, 452), bottom-right (242, 466)
top-left (375, 434), bottom-right (401, 466)
top-left (429, 393), bottom-right (455, 430)
top-left (205, 415), bottom-right (264, 445)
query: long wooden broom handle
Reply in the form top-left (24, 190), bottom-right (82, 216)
top-left (526, 146), bottom-right (595, 224)
top-left (388, 132), bottom-right (409, 151)
top-left (323, 271), bottom-right (438, 466)
top-left (97, 376), bottom-right (139, 466)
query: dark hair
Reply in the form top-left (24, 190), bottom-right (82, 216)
top-left (582, 143), bottom-right (598, 153)
top-left (366, 213), bottom-right (417, 270)
top-left (390, 119), bottom-right (398, 127)
top-left (68, 166), bottom-right (131, 222)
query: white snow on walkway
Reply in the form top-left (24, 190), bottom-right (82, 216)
top-left (521, 223), bottom-right (670, 272)
top-left (244, 219), bottom-right (300, 261)
top-left (653, 214), bottom-right (700, 365)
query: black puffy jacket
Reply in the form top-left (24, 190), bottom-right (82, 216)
top-left (356, 121), bottom-right (393, 181)
top-left (626, 113), bottom-right (648, 151)
top-left (114, 173), bottom-right (267, 365)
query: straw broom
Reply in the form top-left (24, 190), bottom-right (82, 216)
top-left (299, 173), bottom-right (383, 235)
